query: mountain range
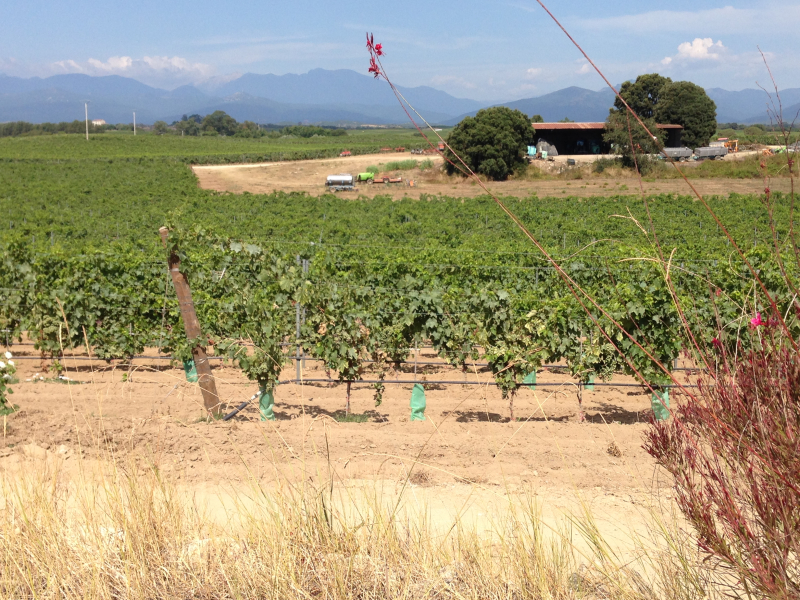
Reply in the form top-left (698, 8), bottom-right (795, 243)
top-left (0, 69), bottom-right (795, 126)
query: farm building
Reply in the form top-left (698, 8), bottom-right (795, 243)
top-left (91, 119), bottom-right (107, 126)
top-left (532, 122), bottom-right (683, 155)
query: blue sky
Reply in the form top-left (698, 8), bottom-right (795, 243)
top-left (1, 0), bottom-right (798, 101)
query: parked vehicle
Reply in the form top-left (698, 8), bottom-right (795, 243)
top-left (662, 147), bottom-right (693, 161)
top-left (339, 150), bottom-right (352, 157)
top-left (326, 174), bottom-right (355, 191)
top-left (356, 172), bottom-right (375, 183)
top-left (694, 146), bottom-right (728, 160)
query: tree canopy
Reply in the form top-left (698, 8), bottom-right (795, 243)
top-left (609, 73), bottom-right (717, 149)
top-left (656, 81), bottom-right (717, 148)
top-left (614, 74), bottom-right (672, 119)
top-left (202, 111), bottom-right (240, 136)
top-left (445, 107), bottom-right (533, 181)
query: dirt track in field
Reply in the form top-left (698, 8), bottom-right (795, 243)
top-left (192, 152), bottom-right (793, 199)
top-left (0, 342), bottom-right (691, 552)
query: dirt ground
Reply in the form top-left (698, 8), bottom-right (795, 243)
top-left (0, 342), bottom-right (690, 553)
top-left (193, 152), bottom-right (793, 199)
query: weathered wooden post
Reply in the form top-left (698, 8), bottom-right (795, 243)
top-left (159, 227), bottom-right (222, 415)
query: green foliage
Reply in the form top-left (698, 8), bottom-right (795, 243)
top-left (384, 159), bottom-right (418, 171)
top-left (365, 165), bottom-right (380, 174)
top-left (0, 352), bottom-right (16, 409)
top-left (0, 129), bottom-right (427, 162)
top-left (202, 111), bottom-right (239, 136)
top-left (656, 81), bottom-right (717, 148)
top-left (153, 121), bottom-right (169, 135)
top-left (445, 107), bottom-right (533, 181)
top-left (603, 111), bottom-right (666, 170)
top-left (612, 73), bottom-right (717, 149)
top-left (419, 159), bottom-right (434, 171)
top-left (0, 120), bottom-right (105, 138)
top-left (279, 125), bottom-right (347, 138)
top-left (614, 74), bottom-right (673, 119)
top-left (0, 132), bottom-right (796, 408)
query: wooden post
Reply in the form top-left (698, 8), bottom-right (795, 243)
top-left (159, 227), bottom-right (222, 415)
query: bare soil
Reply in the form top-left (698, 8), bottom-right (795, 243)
top-left (193, 152), bottom-right (793, 199)
top-left (0, 342), bottom-right (688, 549)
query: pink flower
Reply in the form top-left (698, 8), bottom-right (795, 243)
top-left (366, 32), bottom-right (384, 77)
top-left (750, 313), bottom-right (763, 328)
top-left (712, 337), bottom-right (722, 349)
top-left (368, 56), bottom-right (381, 78)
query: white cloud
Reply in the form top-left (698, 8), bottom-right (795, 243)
top-left (430, 74), bottom-right (478, 90)
top-left (579, 5), bottom-right (800, 35)
top-left (576, 63), bottom-right (592, 75)
top-left (525, 67), bottom-right (542, 79)
top-left (662, 38), bottom-right (727, 66)
top-left (51, 55), bottom-right (214, 88)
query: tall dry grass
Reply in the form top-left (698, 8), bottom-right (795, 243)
top-left (0, 450), bottom-right (726, 599)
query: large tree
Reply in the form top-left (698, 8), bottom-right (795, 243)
top-left (609, 73), bottom-right (717, 149)
top-left (202, 111), bottom-right (239, 136)
top-left (445, 107), bottom-right (533, 181)
top-left (614, 74), bottom-right (672, 119)
top-left (655, 81), bottom-right (718, 148)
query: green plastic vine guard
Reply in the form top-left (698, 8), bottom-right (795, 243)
top-left (584, 373), bottom-right (595, 391)
top-left (410, 383), bottom-right (426, 421)
top-left (259, 383), bottom-right (276, 421)
top-left (183, 359), bottom-right (199, 383)
top-left (651, 389), bottom-right (670, 421)
top-left (523, 371), bottom-right (536, 390)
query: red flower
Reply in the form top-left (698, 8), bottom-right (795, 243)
top-left (712, 337), bottom-right (722, 349)
top-left (368, 56), bottom-right (381, 78)
top-left (366, 32), bottom-right (384, 76)
top-left (715, 288), bottom-right (722, 297)
top-left (750, 313), bottom-right (763, 328)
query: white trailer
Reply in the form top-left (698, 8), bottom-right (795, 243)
top-left (326, 174), bottom-right (355, 192)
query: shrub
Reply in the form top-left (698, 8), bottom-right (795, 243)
top-left (419, 159), bottom-right (434, 171)
top-left (365, 165), bottom-right (380, 174)
top-left (444, 107), bottom-right (533, 181)
top-left (384, 159), bottom-right (418, 171)
top-left (592, 157), bottom-right (620, 174)
top-left (645, 344), bottom-right (800, 599)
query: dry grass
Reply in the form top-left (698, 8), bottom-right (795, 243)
top-left (0, 449), bottom-right (733, 600)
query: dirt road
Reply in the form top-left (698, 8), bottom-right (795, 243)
top-left (192, 152), bottom-right (791, 199)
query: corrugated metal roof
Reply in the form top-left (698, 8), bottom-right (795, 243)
top-left (534, 123), bottom-right (605, 130)
top-left (533, 122), bottom-right (683, 130)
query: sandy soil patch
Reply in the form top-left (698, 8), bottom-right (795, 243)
top-left (192, 152), bottom-right (792, 199)
top-left (0, 341), bottom-right (686, 553)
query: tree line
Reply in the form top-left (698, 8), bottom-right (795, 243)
top-left (445, 72), bottom-right (719, 180)
top-left (0, 112), bottom-right (348, 139)
top-left (162, 112), bottom-right (348, 138)
top-left (0, 120), bottom-right (108, 138)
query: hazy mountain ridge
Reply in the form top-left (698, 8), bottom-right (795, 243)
top-left (0, 70), bottom-right (793, 126)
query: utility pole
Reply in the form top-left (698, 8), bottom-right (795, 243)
top-left (84, 102), bottom-right (89, 141)
top-left (133, 112), bottom-right (136, 135)
top-left (159, 227), bottom-right (222, 415)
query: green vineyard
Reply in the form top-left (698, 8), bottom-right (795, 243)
top-left (0, 134), bottom-right (794, 411)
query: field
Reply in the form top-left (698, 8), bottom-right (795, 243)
top-left (0, 132), bottom-right (795, 596)
top-left (0, 128), bottom-right (430, 162)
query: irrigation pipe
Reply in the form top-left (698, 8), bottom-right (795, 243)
top-left (222, 390), bottom-right (262, 421)
top-left (275, 378), bottom-right (698, 389)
